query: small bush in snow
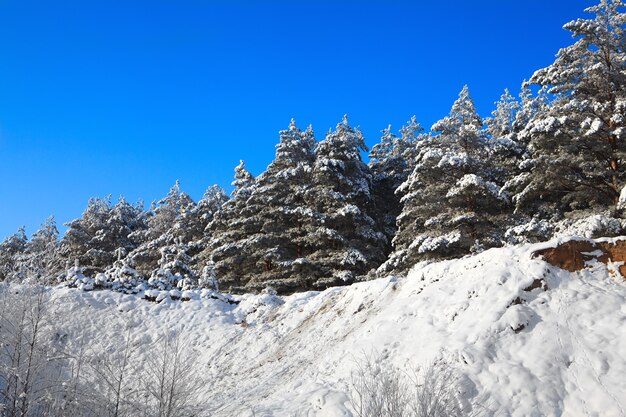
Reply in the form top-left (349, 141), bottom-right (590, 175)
top-left (349, 354), bottom-right (482, 417)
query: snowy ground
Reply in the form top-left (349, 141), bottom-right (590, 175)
top-left (50, 238), bottom-right (626, 416)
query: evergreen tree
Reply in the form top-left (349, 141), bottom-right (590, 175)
top-left (199, 261), bottom-right (219, 290)
top-left (178, 185), bottom-right (229, 272)
top-left (0, 227), bottom-right (27, 281)
top-left (146, 180), bottom-right (194, 241)
top-left (149, 238), bottom-right (197, 291)
top-left (491, 86), bottom-right (559, 243)
top-left (60, 196), bottom-right (145, 276)
top-left (231, 160), bottom-right (256, 200)
top-left (61, 197), bottom-right (114, 275)
top-left (202, 161), bottom-right (257, 291)
top-left (236, 119), bottom-right (318, 292)
top-left (518, 0), bottom-right (626, 213)
top-left (15, 216), bottom-right (61, 283)
top-left (105, 256), bottom-right (144, 292)
top-left (369, 117), bottom-right (425, 246)
top-left (303, 115), bottom-right (386, 287)
top-left (201, 122), bottom-right (319, 293)
top-left (192, 185), bottom-right (229, 242)
top-left (390, 86), bottom-right (508, 272)
top-left (128, 181), bottom-right (194, 277)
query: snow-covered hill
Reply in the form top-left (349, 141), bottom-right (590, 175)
top-left (51, 238), bottom-right (626, 417)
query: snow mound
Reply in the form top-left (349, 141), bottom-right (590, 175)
top-left (49, 239), bottom-right (626, 416)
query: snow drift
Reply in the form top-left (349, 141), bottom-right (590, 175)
top-left (47, 238), bottom-right (626, 416)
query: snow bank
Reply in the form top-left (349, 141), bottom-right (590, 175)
top-left (49, 239), bottom-right (626, 416)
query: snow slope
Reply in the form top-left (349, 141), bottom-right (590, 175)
top-left (51, 239), bottom-right (626, 416)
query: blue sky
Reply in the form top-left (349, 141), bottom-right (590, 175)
top-left (0, 0), bottom-right (593, 240)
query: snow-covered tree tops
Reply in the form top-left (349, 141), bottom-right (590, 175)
top-left (205, 117), bottom-right (386, 293)
top-left (386, 86), bottom-right (510, 272)
top-left (1, 0), bottom-right (624, 292)
top-left (517, 0), bottom-right (626, 212)
top-left (303, 116), bottom-right (386, 287)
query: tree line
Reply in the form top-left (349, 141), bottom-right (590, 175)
top-left (1, 0), bottom-right (625, 295)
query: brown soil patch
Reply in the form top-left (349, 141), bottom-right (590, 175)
top-left (533, 239), bottom-right (626, 277)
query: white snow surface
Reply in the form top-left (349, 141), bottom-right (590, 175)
top-left (50, 239), bottom-right (626, 416)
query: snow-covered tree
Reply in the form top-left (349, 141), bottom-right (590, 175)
top-left (104, 255), bottom-right (144, 292)
top-left (369, 117), bottom-right (425, 246)
top-left (192, 185), bottom-right (229, 241)
top-left (302, 115), bottom-right (387, 287)
top-left (149, 239), bottom-right (197, 291)
top-left (127, 181), bottom-right (196, 277)
top-left (389, 86), bottom-right (508, 271)
top-left (234, 119), bottom-right (318, 293)
top-left (178, 185), bottom-right (228, 264)
top-left (201, 121), bottom-right (319, 293)
top-left (143, 180), bottom-right (195, 242)
top-left (517, 0), bottom-right (626, 213)
top-left (231, 160), bottom-right (256, 200)
top-left (63, 259), bottom-right (95, 290)
top-left (14, 216), bottom-right (61, 283)
top-left (0, 227), bottom-right (27, 281)
top-left (199, 261), bottom-right (219, 290)
top-left (60, 196), bottom-right (146, 276)
top-left (200, 161), bottom-right (257, 291)
top-left (485, 89), bottom-right (527, 187)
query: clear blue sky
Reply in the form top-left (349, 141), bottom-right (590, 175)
top-left (0, 0), bottom-right (593, 240)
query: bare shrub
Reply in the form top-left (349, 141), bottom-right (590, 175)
top-left (406, 362), bottom-right (465, 417)
top-left (139, 332), bottom-right (204, 417)
top-left (0, 284), bottom-right (66, 417)
top-left (350, 352), bottom-right (409, 417)
top-left (86, 326), bottom-right (140, 417)
top-left (349, 353), bottom-right (482, 417)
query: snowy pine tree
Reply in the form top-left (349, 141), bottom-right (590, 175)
top-left (192, 185), bottom-right (229, 242)
top-left (489, 86), bottom-right (558, 243)
top-left (104, 255), bottom-right (144, 292)
top-left (389, 86), bottom-right (508, 271)
top-left (302, 115), bottom-right (387, 287)
top-left (231, 160), bottom-right (256, 200)
top-left (0, 227), bottom-right (27, 281)
top-left (149, 238), bottom-right (197, 291)
top-left (369, 117), bottom-right (425, 247)
top-left (200, 122), bottom-right (320, 293)
top-left (201, 161), bottom-right (257, 291)
top-left (60, 196), bottom-right (146, 276)
top-left (235, 119), bottom-right (318, 292)
top-left (127, 181), bottom-right (195, 277)
top-left (15, 216), bottom-right (61, 283)
top-left (518, 0), bottom-right (626, 214)
top-left (199, 261), bottom-right (219, 290)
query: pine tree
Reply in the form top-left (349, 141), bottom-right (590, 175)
top-left (105, 256), bottom-right (144, 292)
top-left (149, 239), bottom-right (197, 291)
top-left (303, 115), bottom-right (387, 287)
top-left (236, 119), bottom-right (318, 293)
top-left (60, 196), bottom-right (146, 276)
top-left (488, 86), bottom-right (559, 243)
top-left (369, 117), bottom-right (425, 247)
top-left (199, 261), bottom-right (219, 290)
top-left (390, 86), bottom-right (508, 271)
top-left (60, 196), bottom-right (111, 274)
top-left (518, 0), bottom-right (626, 213)
top-left (146, 180), bottom-right (195, 241)
top-left (0, 227), bottom-right (27, 281)
top-left (128, 181), bottom-right (194, 277)
top-left (192, 185), bottom-right (229, 242)
top-left (15, 216), bottom-right (61, 283)
top-left (180, 185), bottom-right (229, 271)
top-left (202, 161), bottom-right (257, 291)
top-left (231, 160), bottom-right (256, 200)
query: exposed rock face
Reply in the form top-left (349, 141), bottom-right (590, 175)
top-left (533, 238), bottom-right (626, 277)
